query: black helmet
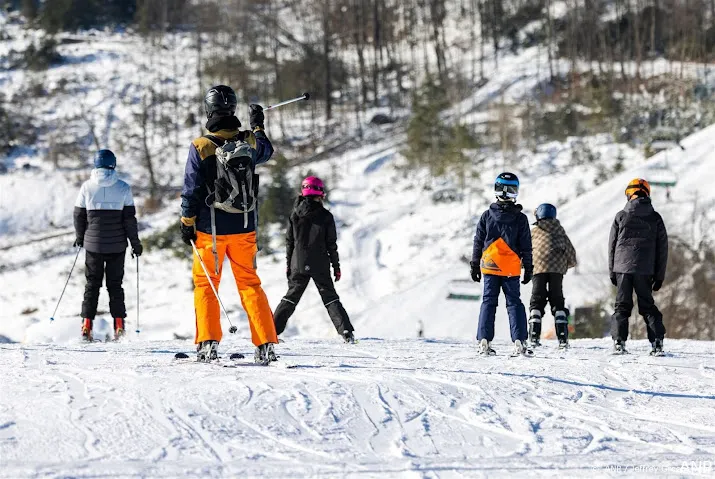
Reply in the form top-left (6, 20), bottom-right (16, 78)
top-left (204, 85), bottom-right (237, 119)
top-left (94, 149), bottom-right (116, 169)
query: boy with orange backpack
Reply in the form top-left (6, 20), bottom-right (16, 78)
top-left (470, 172), bottom-right (533, 357)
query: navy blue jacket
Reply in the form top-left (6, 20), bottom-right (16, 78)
top-left (472, 202), bottom-right (533, 275)
top-left (181, 128), bottom-right (273, 235)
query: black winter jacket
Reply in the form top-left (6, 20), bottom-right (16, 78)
top-left (286, 197), bottom-right (340, 275)
top-left (74, 169), bottom-right (140, 254)
top-left (609, 197), bottom-right (668, 280)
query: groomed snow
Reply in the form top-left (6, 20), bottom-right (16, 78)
top-left (1, 338), bottom-right (714, 478)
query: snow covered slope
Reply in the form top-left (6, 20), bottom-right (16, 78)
top-left (1, 338), bottom-right (715, 478)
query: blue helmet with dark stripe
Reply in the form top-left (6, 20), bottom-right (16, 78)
top-left (495, 172), bottom-right (519, 202)
top-left (535, 203), bottom-right (557, 221)
top-left (94, 149), bottom-right (116, 169)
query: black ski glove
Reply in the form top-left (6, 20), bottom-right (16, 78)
top-left (522, 267), bottom-right (533, 285)
top-left (470, 261), bottom-right (481, 282)
top-left (73, 238), bottom-right (83, 248)
top-left (652, 279), bottom-right (663, 292)
top-left (334, 268), bottom-right (342, 282)
top-left (249, 104), bottom-right (264, 130)
top-left (180, 218), bottom-right (197, 246)
top-left (132, 243), bottom-right (143, 258)
top-left (610, 272), bottom-right (618, 286)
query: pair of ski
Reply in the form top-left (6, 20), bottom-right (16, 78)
top-left (173, 351), bottom-right (297, 368)
top-left (612, 348), bottom-right (666, 357)
top-left (479, 340), bottom-right (534, 358)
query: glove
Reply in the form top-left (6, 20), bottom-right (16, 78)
top-left (180, 217), bottom-right (197, 246)
top-left (470, 261), bottom-right (481, 282)
top-left (652, 279), bottom-right (663, 292)
top-left (131, 243), bottom-right (143, 258)
top-left (286, 267), bottom-right (291, 281)
top-left (522, 268), bottom-right (533, 285)
top-left (73, 238), bottom-right (83, 248)
top-left (334, 268), bottom-right (341, 282)
top-left (249, 104), bottom-right (264, 130)
top-left (610, 273), bottom-right (618, 286)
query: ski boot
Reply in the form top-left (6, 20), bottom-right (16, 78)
top-left (254, 343), bottom-right (270, 365)
top-left (511, 340), bottom-right (534, 357)
top-left (478, 338), bottom-right (496, 356)
top-left (196, 340), bottom-right (219, 362)
top-left (612, 339), bottom-right (628, 355)
top-left (113, 317), bottom-right (125, 341)
top-left (555, 310), bottom-right (569, 350)
top-left (528, 310), bottom-right (542, 347)
top-left (650, 338), bottom-right (664, 357)
top-left (342, 330), bottom-right (356, 344)
top-left (267, 343), bottom-right (278, 362)
top-left (81, 318), bottom-right (93, 342)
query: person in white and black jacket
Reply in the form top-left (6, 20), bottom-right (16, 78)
top-left (73, 149), bottom-right (142, 341)
top-left (273, 176), bottom-right (355, 344)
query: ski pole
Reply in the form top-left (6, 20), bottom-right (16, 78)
top-left (190, 239), bottom-right (237, 334)
top-left (264, 92), bottom-right (310, 111)
top-left (49, 247), bottom-right (82, 322)
top-left (135, 255), bottom-right (140, 334)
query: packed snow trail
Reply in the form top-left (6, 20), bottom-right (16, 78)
top-left (1, 339), bottom-right (714, 478)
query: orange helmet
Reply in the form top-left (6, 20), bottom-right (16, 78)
top-left (625, 178), bottom-right (651, 198)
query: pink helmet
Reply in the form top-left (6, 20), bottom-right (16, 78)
top-left (301, 176), bottom-right (325, 197)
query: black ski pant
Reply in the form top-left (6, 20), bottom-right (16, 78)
top-left (611, 273), bottom-right (665, 343)
top-left (81, 251), bottom-right (126, 320)
top-left (529, 273), bottom-right (566, 316)
top-left (274, 271), bottom-right (353, 336)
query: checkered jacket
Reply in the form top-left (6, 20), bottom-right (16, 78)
top-left (531, 218), bottom-right (577, 275)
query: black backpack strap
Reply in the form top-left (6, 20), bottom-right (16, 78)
top-left (203, 134), bottom-right (226, 147)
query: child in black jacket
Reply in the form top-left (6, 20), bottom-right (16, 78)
top-left (273, 176), bottom-right (355, 343)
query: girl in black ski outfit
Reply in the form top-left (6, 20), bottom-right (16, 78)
top-left (273, 176), bottom-right (356, 343)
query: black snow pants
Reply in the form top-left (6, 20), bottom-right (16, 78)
top-left (611, 273), bottom-right (665, 343)
top-left (529, 273), bottom-right (566, 316)
top-left (274, 271), bottom-right (353, 336)
top-left (528, 273), bottom-right (568, 340)
top-left (81, 251), bottom-right (126, 320)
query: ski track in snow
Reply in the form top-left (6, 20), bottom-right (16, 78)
top-left (1, 339), bottom-right (715, 478)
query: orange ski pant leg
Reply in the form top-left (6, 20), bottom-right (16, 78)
top-left (193, 231), bottom-right (227, 344)
top-left (225, 231), bottom-right (278, 347)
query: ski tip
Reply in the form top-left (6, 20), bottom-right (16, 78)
top-left (174, 352), bottom-right (190, 359)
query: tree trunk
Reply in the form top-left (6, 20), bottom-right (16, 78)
top-left (323, 0), bottom-right (332, 121)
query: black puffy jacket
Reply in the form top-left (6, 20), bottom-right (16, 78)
top-left (609, 197), bottom-right (668, 280)
top-left (286, 196), bottom-right (339, 275)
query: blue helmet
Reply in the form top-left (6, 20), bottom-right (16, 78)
top-left (94, 149), bottom-right (116, 169)
top-left (535, 203), bottom-right (557, 221)
top-left (494, 172), bottom-right (519, 201)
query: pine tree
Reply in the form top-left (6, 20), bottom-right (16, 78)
top-left (260, 153), bottom-right (295, 226)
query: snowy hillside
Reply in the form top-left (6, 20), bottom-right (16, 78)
top-left (2, 338), bottom-right (715, 477)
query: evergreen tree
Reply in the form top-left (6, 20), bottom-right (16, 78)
top-left (260, 153), bottom-right (295, 226)
top-left (403, 78), bottom-right (478, 177)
